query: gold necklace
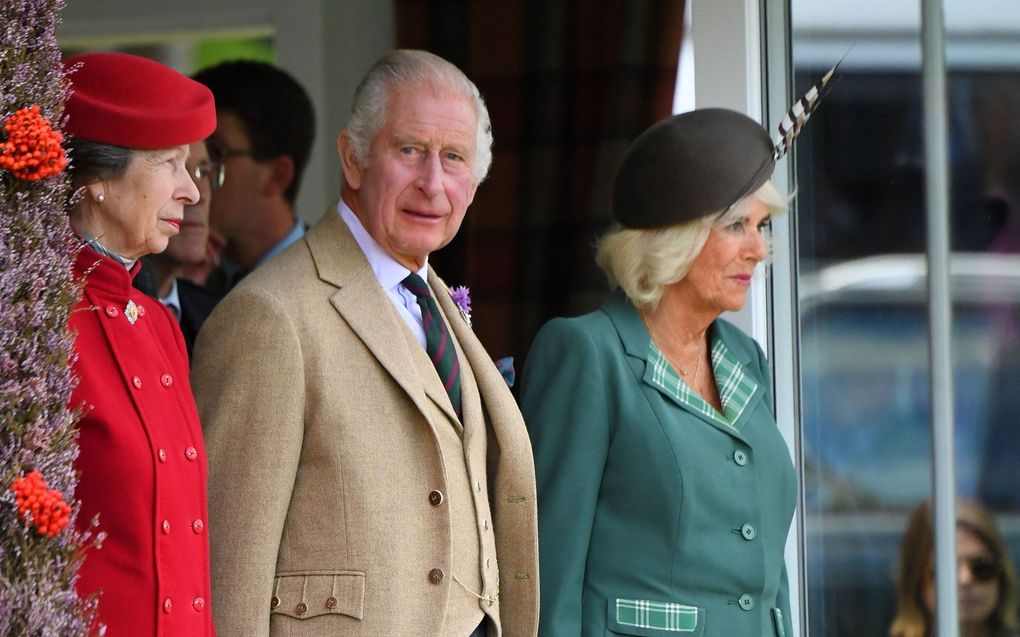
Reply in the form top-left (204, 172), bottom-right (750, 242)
top-left (681, 336), bottom-right (705, 382)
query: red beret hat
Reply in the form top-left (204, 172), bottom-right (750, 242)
top-left (63, 52), bottom-right (215, 149)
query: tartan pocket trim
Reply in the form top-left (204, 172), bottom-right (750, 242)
top-left (615, 598), bottom-right (699, 632)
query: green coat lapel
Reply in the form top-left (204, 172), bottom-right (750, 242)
top-left (600, 293), bottom-right (766, 442)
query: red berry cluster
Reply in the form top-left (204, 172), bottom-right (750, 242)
top-left (0, 106), bottom-right (68, 181)
top-left (11, 470), bottom-right (71, 537)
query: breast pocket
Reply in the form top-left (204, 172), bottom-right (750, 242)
top-left (606, 598), bottom-right (705, 636)
top-left (270, 570), bottom-right (365, 621)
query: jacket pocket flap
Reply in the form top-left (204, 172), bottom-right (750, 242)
top-left (607, 598), bottom-right (705, 636)
top-left (271, 570), bottom-right (365, 620)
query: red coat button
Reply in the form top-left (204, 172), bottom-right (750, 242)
top-left (137, 305), bottom-right (145, 317)
top-left (192, 519), bottom-right (204, 533)
top-left (192, 597), bottom-right (205, 611)
top-left (105, 305), bottom-right (119, 317)
top-left (163, 598), bottom-right (173, 613)
top-left (160, 374), bottom-right (173, 387)
top-left (162, 520), bottom-right (171, 534)
top-left (158, 448), bottom-right (167, 463)
top-left (131, 376), bottom-right (142, 389)
top-left (185, 447), bottom-right (197, 460)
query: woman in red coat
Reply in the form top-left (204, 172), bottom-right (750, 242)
top-left (62, 52), bottom-right (217, 637)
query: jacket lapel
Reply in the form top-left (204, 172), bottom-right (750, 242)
top-left (305, 209), bottom-right (439, 418)
top-left (600, 293), bottom-right (761, 442)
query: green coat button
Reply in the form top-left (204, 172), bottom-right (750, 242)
top-left (741, 523), bottom-right (757, 540)
top-left (738, 594), bottom-right (755, 611)
top-left (733, 450), bottom-right (748, 466)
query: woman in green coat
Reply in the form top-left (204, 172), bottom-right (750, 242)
top-left (520, 109), bottom-right (795, 637)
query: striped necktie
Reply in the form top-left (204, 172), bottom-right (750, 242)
top-left (402, 273), bottom-right (462, 420)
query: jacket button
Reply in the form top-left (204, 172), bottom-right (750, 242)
top-left (428, 568), bottom-right (445, 584)
top-left (475, 481), bottom-right (482, 493)
top-left (131, 376), bottom-right (142, 389)
top-left (185, 446), bottom-right (197, 460)
top-left (137, 304), bottom-right (146, 317)
top-left (741, 523), bottom-right (757, 541)
top-left (160, 374), bottom-right (173, 387)
top-left (295, 602), bottom-right (308, 615)
top-left (325, 596), bottom-right (338, 609)
top-left (162, 520), bottom-right (171, 534)
top-left (163, 598), bottom-right (173, 613)
top-left (105, 305), bottom-right (119, 318)
top-left (733, 449), bottom-right (748, 466)
top-left (192, 597), bottom-right (205, 611)
top-left (270, 596), bottom-right (280, 610)
top-left (738, 594), bottom-right (755, 611)
top-left (483, 519), bottom-right (489, 531)
top-left (192, 519), bottom-right (204, 533)
top-left (429, 490), bottom-right (444, 506)
top-left (158, 448), bottom-right (167, 463)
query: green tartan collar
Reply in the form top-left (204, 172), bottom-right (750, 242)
top-left (647, 336), bottom-right (758, 430)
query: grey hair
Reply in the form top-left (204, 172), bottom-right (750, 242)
top-left (66, 137), bottom-right (133, 186)
top-left (346, 49), bottom-right (493, 185)
top-left (595, 180), bottom-right (787, 311)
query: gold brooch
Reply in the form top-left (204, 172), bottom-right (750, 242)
top-left (124, 300), bottom-right (140, 325)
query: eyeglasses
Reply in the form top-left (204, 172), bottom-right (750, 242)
top-left (964, 557), bottom-right (1002, 583)
top-left (215, 147), bottom-right (255, 160)
top-left (191, 159), bottom-right (225, 190)
top-left (210, 143), bottom-right (271, 162)
top-left (930, 557), bottom-right (1002, 583)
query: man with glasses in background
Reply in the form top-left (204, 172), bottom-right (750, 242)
top-left (192, 60), bottom-right (316, 291)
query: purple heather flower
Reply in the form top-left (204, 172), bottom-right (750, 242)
top-left (450, 285), bottom-right (472, 315)
top-left (0, 0), bottom-right (96, 634)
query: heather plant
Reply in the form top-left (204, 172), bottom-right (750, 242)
top-left (0, 0), bottom-right (98, 634)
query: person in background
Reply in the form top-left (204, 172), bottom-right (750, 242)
top-left (520, 109), bottom-right (794, 637)
top-left (890, 499), bottom-right (1020, 637)
top-left (63, 51), bottom-right (216, 636)
top-left (191, 50), bottom-right (538, 637)
top-left (143, 139), bottom-right (224, 357)
top-left (191, 60), bottom-right (315, 291)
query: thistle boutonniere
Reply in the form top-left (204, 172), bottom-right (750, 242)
top-left (449, 285), bottom-right (472, 327)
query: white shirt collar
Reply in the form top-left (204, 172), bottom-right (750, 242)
top-left (159, 278), bottom-right (181, 320)
top-left (337, 200), bottom-right (428, 288)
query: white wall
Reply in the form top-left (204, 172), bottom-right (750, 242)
top-left (58, 0), bottom-right (396, 223)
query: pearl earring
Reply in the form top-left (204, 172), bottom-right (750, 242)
top-left (96, 193), bottom-right (105, 203)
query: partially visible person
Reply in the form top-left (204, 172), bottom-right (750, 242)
top-left (63, 51), bottom-right (217, 636)
top-left (143, 139), bottom-right (224, 357)
top-left (179, 224), bottom-right (226, 286)
top-left (192, 49), bottom-right (538, 637)
top-left (191, 60), bottom-right (315, 291)
top-left (890, 499), bottom-right (1020, 637)
top-left (520, 109), bottom-right (793, 636)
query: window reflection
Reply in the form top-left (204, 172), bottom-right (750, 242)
top-left (792, 1), bottom-right (1020, 635)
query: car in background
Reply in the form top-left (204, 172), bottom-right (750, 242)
top-left (797, 252), bottom-right (1020, 637)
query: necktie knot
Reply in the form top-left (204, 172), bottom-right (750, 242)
top-left (402, 272), bottom-right (431, 299)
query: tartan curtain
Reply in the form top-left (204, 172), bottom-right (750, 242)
top-left (397, 0), bottom-right (684, 369)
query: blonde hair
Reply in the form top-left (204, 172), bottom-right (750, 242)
top-left (595, 180), bottom-right (786, 311)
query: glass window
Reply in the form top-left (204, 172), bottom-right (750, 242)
top-left (791, 1), bottom-right (1020, 635)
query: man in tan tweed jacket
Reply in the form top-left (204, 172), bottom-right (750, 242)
top-left (191, 50), bottom-right (539, 637)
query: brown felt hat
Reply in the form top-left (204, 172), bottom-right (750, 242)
top-left (612, 108), bottom-right (774, 229)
